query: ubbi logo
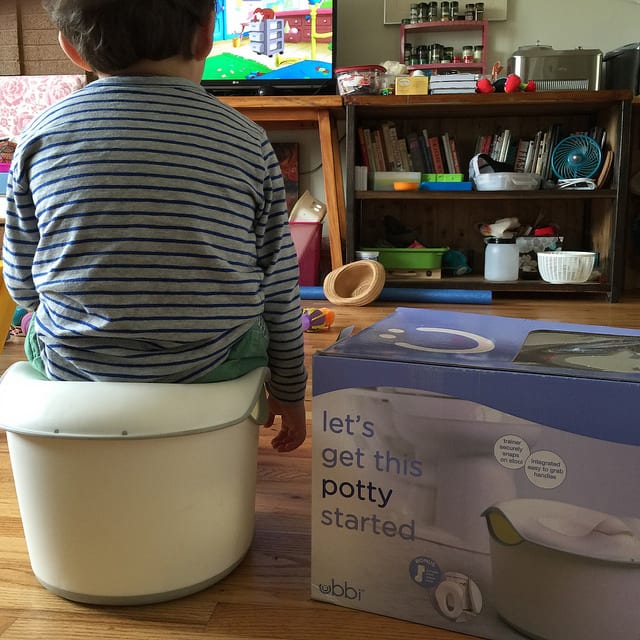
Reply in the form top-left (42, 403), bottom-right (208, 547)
top-left (318, 578), bottom-right (364, 601)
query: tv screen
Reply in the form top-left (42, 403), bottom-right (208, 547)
top-left (203, 0), bottom-right (336, 95)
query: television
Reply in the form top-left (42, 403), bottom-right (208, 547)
top-left (202, 0), bottom-right (337, 96)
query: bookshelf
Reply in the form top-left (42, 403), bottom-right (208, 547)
top-left (344, 91), bottom-right (632, 301)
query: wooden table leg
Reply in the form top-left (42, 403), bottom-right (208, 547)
top-left (317, 109), bottom-right (344, 269)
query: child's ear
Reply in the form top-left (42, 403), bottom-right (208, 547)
top-left (58, 32), bottom-right (93, 72)
top-left (192, 11), bottom-right (215, 61)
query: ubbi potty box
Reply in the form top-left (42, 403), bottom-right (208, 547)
top-left (311, 308), bottom-right (640, 640)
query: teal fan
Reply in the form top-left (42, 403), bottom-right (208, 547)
top-left (551, 134), bottom-right (602, 179)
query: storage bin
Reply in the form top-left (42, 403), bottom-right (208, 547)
top-left (290, 221), bottom-right (322, 286)
top-left (0, 162), bottom-right (10, 193)
top-left (474, 172), bottom-right (542, 191)
top-left (364, 247), bottom-right (448, 271)
top-left (335, 65), bottom-right (386, 96)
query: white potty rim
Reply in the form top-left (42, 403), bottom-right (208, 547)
top-left (0, 362), bottom-right (269, 439)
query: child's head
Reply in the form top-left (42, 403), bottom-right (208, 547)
top-left (42, 0), bottom-right (217, 74)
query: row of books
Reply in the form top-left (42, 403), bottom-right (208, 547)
top-left (358, 122), bottom-right (461, 175)
top-left (474, 124), bottom-right (608, 182)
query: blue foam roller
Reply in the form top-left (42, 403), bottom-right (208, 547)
top-left (299, 286), bottom-right (492, 305)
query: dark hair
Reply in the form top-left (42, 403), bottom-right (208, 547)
top-left (42, 0), bottom-right (217, 73)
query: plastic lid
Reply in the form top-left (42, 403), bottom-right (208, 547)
top-left (335, 65), bottom-right (386, 74)
top-left (0, 361), bottom-right (269, 439)
top-left (486, 237), bottom-right (516, 243)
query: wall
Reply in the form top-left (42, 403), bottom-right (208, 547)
top-left (3, 1), bottom-right (640, 83)
top-left (336, 0), bottom-right (640, 69)
top-left (0, 0), bottom-right (76, 76)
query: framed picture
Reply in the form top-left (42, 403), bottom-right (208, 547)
top-left (272, 142), bottom-right (300, 215)
top-left (383, 0), bottom-right (507, 24)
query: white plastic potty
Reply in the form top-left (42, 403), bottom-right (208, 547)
top-left (0, 362), bottom-right (268, 605)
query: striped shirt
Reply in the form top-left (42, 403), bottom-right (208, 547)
top-left (2, 75), bottom-right (307, 402)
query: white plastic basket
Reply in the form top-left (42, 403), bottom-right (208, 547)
top-left (536, 251), bottom-right (596, 284)
top-left (474, 172), bottom-right (542, 191)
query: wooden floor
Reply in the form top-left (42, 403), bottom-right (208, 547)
top-left (2, 293), bottom-right (640, 639)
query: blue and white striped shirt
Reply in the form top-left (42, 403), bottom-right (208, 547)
top-left (2, 75), bottom-right (306, 402)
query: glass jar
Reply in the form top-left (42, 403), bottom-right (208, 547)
top-left (465, 3), bottom-right (475, 19)
top-left (428, 1), bottom-right (439, 21)
top-left (404, 42), bottom-right (413, 65)
top-left (484, 238), bottom-right (519, 282)
top-left (417, 2), bottom-right (428, 21)
top-left (473, 44), bottom-right (484, 62)
top-left (450, 1), bottom-right (459, 19)
top-left (440, 1), bottom-right (451, 20)
top-left (409, 3), bottom-right (419, 22)
top-left (462, 45), bottom-right (474, 63)
top-left (475, 2), bottom-right (484, 19)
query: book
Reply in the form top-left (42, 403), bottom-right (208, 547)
top-left (406, 131), bottom-right (426, 173)
top-left (448, 137), bottom-right (461, 174)
top-left (357, 127), bottom-right (370, 170)
top-left (419, 130), bottom-right (434, 173)
top-left (361, 128), bottom-right (379, 172)
top-left (371, 129), bottom-right (387, 174)
top-left (398, 138), bottom-right (412, 171)
top-left (380, 121), bottom-right (397, 170)
top-left (498, 130), bottom-right (511, 163)
top-left (428, 136), bottom-right (445, 174)
top-left (387, 123), bottom-right (407, 170)
top-left (441, 132), bottom-right (455, 173)
top-left (430, 88), bottom-right (477, 94)
top-left (429, 72), bottom-right (478, 82)
top-left (514, 139), bottom-right (530, 172)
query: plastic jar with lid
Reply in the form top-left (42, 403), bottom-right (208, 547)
top-left (484, 237), bottom-right (519, 282)
top-left (462, 45), bottom-right (474, 63)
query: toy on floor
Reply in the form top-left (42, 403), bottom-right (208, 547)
top-left (301, 307), bottom-right (335, 332)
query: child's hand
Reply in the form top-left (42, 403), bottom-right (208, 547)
top-left (264, 396), bottom-right (306, 452)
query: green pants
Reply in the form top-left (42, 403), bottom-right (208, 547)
top-left (25, 317), bottom-right (269, 383)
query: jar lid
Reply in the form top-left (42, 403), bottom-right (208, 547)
top-left (486, 236), bottom-right (516, 244)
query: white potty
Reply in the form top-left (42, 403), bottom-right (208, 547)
top-left (0, 361), bottom-right (268, 605)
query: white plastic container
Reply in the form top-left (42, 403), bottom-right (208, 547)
top-left (474, 172), bottom-right (542, 191)
top-left (0, 362), bottom-right (268, 605)
top-left (484, 237), bottom-right (519, 282)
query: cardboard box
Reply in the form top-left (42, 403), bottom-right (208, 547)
top-left (395, 75), bottom-right (429, 95)
top-left (312, 308), bottom-right (640, 640)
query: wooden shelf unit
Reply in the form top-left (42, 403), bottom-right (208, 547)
top-left (344, 91), bottom-right (633, 301)
top-left (400, 20), bottom-right (488, 75)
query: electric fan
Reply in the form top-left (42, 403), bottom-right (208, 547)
top-left (551, 134), bottom-right (602, 180)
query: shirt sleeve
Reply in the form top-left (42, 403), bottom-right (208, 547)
top-left (255, 136), bottom-right (308, 404)
top-left (2, 161), bottom-right (40, 311)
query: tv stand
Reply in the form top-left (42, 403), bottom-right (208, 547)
top-left (220, 95), bottom-right (345, 269)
